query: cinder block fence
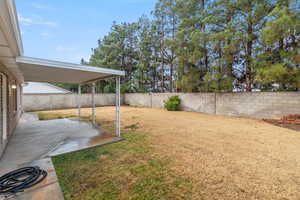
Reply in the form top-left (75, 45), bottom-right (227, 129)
top-left (22, 94), bottom-right (121, 111)
top-left (23, 92), bottom-right (300, 119)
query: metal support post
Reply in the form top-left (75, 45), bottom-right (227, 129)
top-left (78, 84), bottom-right (81, 119)
top-left (115, 76), bottom-right (121, 137)
top-left (91, 82), bottom-right (96, 125)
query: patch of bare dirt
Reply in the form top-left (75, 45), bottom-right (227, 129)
top-left (43, 106), bottom-right (300, 200)
top-left (266, 122), bottom-right (300, 132)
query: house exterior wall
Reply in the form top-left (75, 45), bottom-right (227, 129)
top-left (0, 63), bottom-right (22, 158)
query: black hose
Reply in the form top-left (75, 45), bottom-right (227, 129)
top-left (0, 166), bottom-right (47, 196)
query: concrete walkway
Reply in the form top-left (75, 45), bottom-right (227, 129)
top-left (0, 113), bottom-right (121, 200)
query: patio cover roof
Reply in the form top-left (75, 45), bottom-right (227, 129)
top-left (16, 56), bottom-right (125, 84)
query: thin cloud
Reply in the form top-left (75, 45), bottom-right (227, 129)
top-left (126, 0), bottom-right (149, 4)
top-left (55, 45), bottom-right (90, 63)
top-left (40, 32), bottom-right (53, 38)
top-left (31, 3), bottom-right (56, 11)
top-left (18, 15), bottom-right (58, 27)
top-left (56, 45), bottom-right (77, 53)
top-left (19, 16), bottom-right (32, 24)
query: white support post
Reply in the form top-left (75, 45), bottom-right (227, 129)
top-left (91, 82), bottom-right (96, 125)
top-left (115, 76), bottom-right (121, 137)
top-left (78, 84), bottom-right (81, 119)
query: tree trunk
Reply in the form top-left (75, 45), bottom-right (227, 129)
top-left (218, 44), bottom-right (222, 92)
top-left (200, 0), bottom-right (205, 11)
top-left (245, 43), bottom-right (253, 92)
top-left (153, 66), bottom-right (157, 92)
top-left (245, 15), bottom-right (253, 92)
top-left (161, 27), bottom-right (165, 92)
top-left (225, 14), bottom-right (234, 87)
top-left (170, 15), bottom-right (176, 93)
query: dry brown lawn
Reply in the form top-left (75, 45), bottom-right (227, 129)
top-left (42, 106), bottom-right (300, 200)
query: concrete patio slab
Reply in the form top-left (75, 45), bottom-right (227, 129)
top-left (0, 113), bottom-right (122, 200)
top-left (0, 158), bottom-right (64, 200)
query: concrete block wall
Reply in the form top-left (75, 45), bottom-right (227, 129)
top-left (124, 92), bottom-right (300, 119)
top-left (124, 93), bottom-right (152, 107)
top-left (137, 93), bottom-right (216, 114)
top-left (23, 93), bottom-right (122, 112)
top-left (124, 93), bottom-right (216, 114)
top-left (216, 92), bottom-right (300, 119)
top-left (23, 92), bottom-right (300, 119)
top-left (179, 93), bottom-right (216, 114)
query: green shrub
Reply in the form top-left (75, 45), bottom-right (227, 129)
top-left (164, 96), bottom-right (181, 111)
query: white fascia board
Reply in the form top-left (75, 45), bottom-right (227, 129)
top-left (0, 0), bottom-right (24, 82)
top-left (16, 56), bottom-right (126, 77)
top-left (0, 0), bottom-right (23, 56)
top-left (6, 0), bottom-right (23, 55)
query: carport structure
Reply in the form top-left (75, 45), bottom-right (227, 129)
top-left (16, 56), bottom-right (125, 137)
top-left (0, 0), bottom-right (125, 198)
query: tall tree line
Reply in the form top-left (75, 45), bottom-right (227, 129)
top-left (83, 0), bottom-right (299, 93)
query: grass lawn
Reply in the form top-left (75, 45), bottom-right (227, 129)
top-left (52, 127), bottom-right (192, 200)
top-left (38, 112), bottom-right (77, 120)
top-left (40, 106), bottom-right (300, 200)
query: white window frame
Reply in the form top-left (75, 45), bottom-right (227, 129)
top-left (0, 73), bottom-right (8, 142)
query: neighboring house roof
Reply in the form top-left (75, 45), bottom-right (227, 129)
top-left (23, 82), bottom-right (72, 95)
top-left (0, 0), bottom-right (124, 84)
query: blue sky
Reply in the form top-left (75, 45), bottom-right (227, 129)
top-left (16, 0), bottom-right (157, 63)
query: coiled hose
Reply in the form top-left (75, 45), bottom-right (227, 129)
top-left (0, 166), bottom-right (47, 196)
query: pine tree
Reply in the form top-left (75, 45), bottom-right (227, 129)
top-left (173, 0), bottom-right (211, 92)
top-left (89, 22), bottom-right (139, 92)
top-left (257, 0), bottom-right (300, 90)
top-left (153, 0), bottom-right (179, 92)
top-left (231, 0), bottom-right (275, 91)
top-left (203, 0), bottom-right (239, 92)
top-left (80, 0), bottom-right (299, 93)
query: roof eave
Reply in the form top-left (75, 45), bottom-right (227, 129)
top-left (6, 0), bottom-right (23, 56)
top-left (0, 0), bottom-right (24, 82)
top-left (0, 0), bottom-right (23, 56)
top-left (16, 56), bottom-right (125, 77)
